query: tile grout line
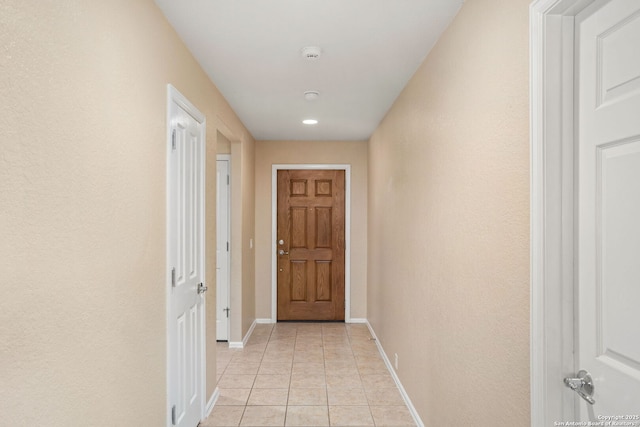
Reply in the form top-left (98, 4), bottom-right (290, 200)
top-left (244, 323), bottom-right (270, 426)
top-left (285, 330), bottom-right (291, 427)
top-left (357, 324), bottom-right (376, 427)
top-left (284, 324), bottom-right (298, 426)
top-left (322, 324), bottom-right (330, 426)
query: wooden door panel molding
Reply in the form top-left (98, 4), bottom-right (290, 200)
top-left (315, 261), bottom-right (332, 301)
top-left (290, 261), bottom-right (307, 301)
top-left (315, 207), bottom-right (333, 248)
top-left (277, 169), bottom-right (345, 321)
top-left (315, 179), bottom-right (333, 196)
top-left (290, 179), bottom-right (308, 196)
top-left (289, 207), bottom-right (308, 248)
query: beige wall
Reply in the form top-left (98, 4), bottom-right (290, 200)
top-left (0, 0), bottom-right (253, 424)
top-left (254, 140), bottom-right (368, 320)
top-left (229, 136), bottom-right (256, 342)
top-left (217, 131), bottom-right (231, 154)
top-left (367, 0), bottom-right (530, 425)
top-left (240, 138), bottom-right (256, 338)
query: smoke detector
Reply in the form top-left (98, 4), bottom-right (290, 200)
top-left (304, 90), bottom-right (320, 101)
top-left (301, 46), bottom-right (322, 60)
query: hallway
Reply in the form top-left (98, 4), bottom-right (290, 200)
top-left (203, 323), bottom-right (415, 426)
top-left (2, 1), bottom-right (534, 425)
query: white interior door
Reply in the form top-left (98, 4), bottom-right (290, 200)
top-left (576, 0), bottom-right (640, 419)
top-left (167, 87), bottom-right (205, 427)
top-left (216, 157), bottom-right (230, 341)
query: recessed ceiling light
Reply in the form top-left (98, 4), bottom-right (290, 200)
top-left (302, 119), bottom-right (318, 125)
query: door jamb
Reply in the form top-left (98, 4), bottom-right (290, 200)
top-left (270, 164), bottom-right (352, 322)
top-left (166, 84), bottom-right (207, 426)
top-left (530, 0), bottom-right (597, 424)
top-left (216, 154), bottom-right (231, 342)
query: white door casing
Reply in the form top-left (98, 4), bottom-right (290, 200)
top-left (166, 85), bottom-right (206, 427)
top-left (531, 0), bottom-right (640, 424)
top-left (216, 156), bottom-right (230, 341)
top-left (576, 0), bottom-right (640, 419)
top-left (270, 164), bottom-right (351, 322)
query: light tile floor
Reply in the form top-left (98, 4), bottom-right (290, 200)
top-left (200, 322), bottom-right (416, 427)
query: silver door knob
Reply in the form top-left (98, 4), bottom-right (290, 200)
top-left (563, 370), bottom-right (595, 405)
top-left (278, 249), bottom-right (289, 256)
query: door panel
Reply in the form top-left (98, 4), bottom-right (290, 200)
top-left (277, 170), bottom-right (345, 321)
top-left (577, 0), bottom-right (640, 418)
top-left (168, 95), bottom-right (204, 427)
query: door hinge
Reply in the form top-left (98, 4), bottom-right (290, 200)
top-left (226, 242), bottom-right (229, 252)
top-left (227, 174), bottom-right (230, 185)
top-left (171, 404), bottom-right (176, 425)
top-left (224, 307), bottom-right (230, 318)
top-left (171, 129), bottom-right (176, 150)
top-left (171, 267), bottom-right (176, 287)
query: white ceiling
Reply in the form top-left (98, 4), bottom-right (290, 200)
top-left (154, 0), bottom-right (464, 141)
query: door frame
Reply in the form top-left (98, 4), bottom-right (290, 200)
top-left (216, 154), bottom-right (231, 341)
top-left (165, 84), bottom-right (207, 426)
top-left (271, 164), bottom-right (352, 322)
top-left (530, 0), bottom-right (598, 424)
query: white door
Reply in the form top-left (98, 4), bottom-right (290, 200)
top-left (167, 87), bottom-right (205, 427)
top-left (216, 157), bottom-right (230, 341)
top-left (576, 0), bottom-right (640, 419)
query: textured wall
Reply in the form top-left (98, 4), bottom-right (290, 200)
top-left (367, 0), bottom-right (531, 425)
top-left (0, 0), bottom-right (253, 425)
top-left (254, 140), bottom-right (368, 320)
top-left (217, 131), bottom-right (232, 154)
top-left (239, 136), bottom-right (256, 340)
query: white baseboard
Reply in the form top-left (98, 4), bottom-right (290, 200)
top-left (365, 321), bottom-right (424, 427)
top-left (205, 387), bottom-right (219, 418)
top-left (229, 319), bottom-right (258, 348)
top-left (256, 318), bottom-right (275, 324)
top-left (243, 319), bottom-right (257, 346)
top-left (347, 317), bottom-right (367, 324)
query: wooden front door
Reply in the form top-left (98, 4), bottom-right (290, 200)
top-left (277, 170), bottom-right (345, 321)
